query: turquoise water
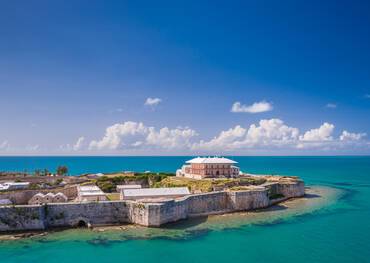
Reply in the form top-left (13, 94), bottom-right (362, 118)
top-left (0, 156), bottom-right (370, 263)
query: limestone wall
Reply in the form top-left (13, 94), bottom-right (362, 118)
top-left (275, 181), bottom-right (305, 198)
top-left (186, 191), bottom-right (230, 215)
top-left (45, 201), bottom-right (131, 228)
top-left (0, 185), bottom-right (78, 205)
top-left (0, 180), bottom-right (304, 231)
top-left (228, 189), bottom-right (269, 211)
top-left (0, 205), bottom-right (45, 231)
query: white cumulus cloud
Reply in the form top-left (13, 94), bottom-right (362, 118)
top-left (299, 123), bottom-right (335, 142)
top-left (193, 125), bottom-right (247, 151)
top-left (340, 131), bottom-right (366, 141)
top-left (73, 136), bottom-right (85, 151)
top-left (231, 101), bottom-right (273, 113)
top-left (193, 119), bottom-right (299, 151)
top-left (193, 119), bottom-right (367, 152)
top-left (144, 97), bottom-right (162, 107)
top-left (89, 121), bottom-right (197, 151)
top-left (89, 122), bottom-right (149, 150)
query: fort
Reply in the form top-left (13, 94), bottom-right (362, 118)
top-left (0, 157), bottom-right (306, 232)
top-left (0, 177), bottom-right (304, 231)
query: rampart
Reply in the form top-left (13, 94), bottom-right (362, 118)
top-left (0, 180), bottom-right (304, 231)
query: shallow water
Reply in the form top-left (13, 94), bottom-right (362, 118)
top-left (0, 156), bottom-right (369, 263)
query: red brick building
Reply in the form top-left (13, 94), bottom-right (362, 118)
top-left (176, 157), bottom-right (240, 179)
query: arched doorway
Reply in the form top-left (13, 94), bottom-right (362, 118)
top-left (77, 220), bottom-right (87, 228)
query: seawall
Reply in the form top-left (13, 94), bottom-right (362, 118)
top-left (0, 180), bottom-right (304, 231)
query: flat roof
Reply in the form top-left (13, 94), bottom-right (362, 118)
top-left (186, 157), bottom-right (237, 164)
top-left (78, 185), bottom-right (102, 192)
top-left (79, 192), bottom-right (106, 196)
top-left (0, 199), bottom-right (12, 205)
top-left (122, 187), bottom-right (190, 197)
top-left (2, 182), bottom-right (30, 185)
top-left (78, 185), bottom-right (106, 196)
top-left (117, 185), bottom-right (142, 189)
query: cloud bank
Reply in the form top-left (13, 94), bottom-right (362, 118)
top-left (83, 119), bottom-right (368, 154)
top-left (3, 119), bottom-right (367, 155)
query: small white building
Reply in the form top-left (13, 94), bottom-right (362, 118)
top-left (77, 185), bottom-right (107, 202)
top-left (120, 187), bottom-right (190, 200)
top-left (0, 181), bottom-right (30, 191)
top-left (116, 184), bottom-right (142, 192)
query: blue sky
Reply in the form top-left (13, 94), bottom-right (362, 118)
top-left (0, 0), bottom-right (370, 155)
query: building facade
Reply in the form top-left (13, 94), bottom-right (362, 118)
top-left (176, 157), bottom-right (240, 179)
top-left (77, 185), bottom-right (107, 202)
top-left (28, 192), bottom-right (68, 205)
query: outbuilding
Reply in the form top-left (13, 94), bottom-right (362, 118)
top-left (77, 185), bottom-right (107, 202)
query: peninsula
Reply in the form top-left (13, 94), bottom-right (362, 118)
top-left (0, 157), bottom-right (304, 232)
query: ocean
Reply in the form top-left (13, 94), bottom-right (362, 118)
top-left (0, 156), bottom-right (369, 263)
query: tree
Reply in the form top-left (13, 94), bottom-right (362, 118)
top-left (34, 169), bottom-right (41, 176)
top-left (42, 169), bottom-right (50, 176)
top-left (56, 165), bottom-right (68, 176)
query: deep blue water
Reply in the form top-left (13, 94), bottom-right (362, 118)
top-left (0, 156), bottom-right (370, 263)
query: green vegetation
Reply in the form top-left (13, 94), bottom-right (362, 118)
top-left (33, 169), bottom-right (51, 176)
top-left (156, 177), bottom-right (214, 192)
top-left (29, 183), bottom-right (41, 190)
top-left (56, 165), bottom-right (68, 176)
top-left (239, 177), bottom-right (267, 185)
top-left (229, 186), bottom-right (255, 191)
top-left (54, 178), bottom-right (63, 186)
top-left (156, 176), bottom-right (267, 193)
top-left (106, 193), bottom-right (120, 201)
top-left (95, 172), bottom-right (174, 193)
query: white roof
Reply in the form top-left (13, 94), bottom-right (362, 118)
top-left (78, 185), bottom-right (102, 192)
top-left (122, 187), bottom-right (190, 197)
top-left (2, 182), bottom-right (30, 186)
top-left (186, 157), bottom-right (237, 164)
top-left (117, 185), bottom-right (142, 189)
top-left (79, 191), bottom-right (106, 196)
top-left (78, 185), bottom-right (105, 196)
top-left (0, 199), bottom-right (12, 205)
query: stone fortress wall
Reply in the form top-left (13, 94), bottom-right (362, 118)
top-left (0, 185), bottom-right (78, 205)
top-left (0, 180), bottom-right (304, 232)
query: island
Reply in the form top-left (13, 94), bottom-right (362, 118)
top-left (0, 157), bottom-right (304, 232)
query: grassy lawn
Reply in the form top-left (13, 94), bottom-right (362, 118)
top-left (106, 193), bottom-right (120, 201)
top-left (155, 176), bottom-right (267, 193)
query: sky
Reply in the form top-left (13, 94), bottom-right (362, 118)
top-left (0, 0), bottom-right (370, 155)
